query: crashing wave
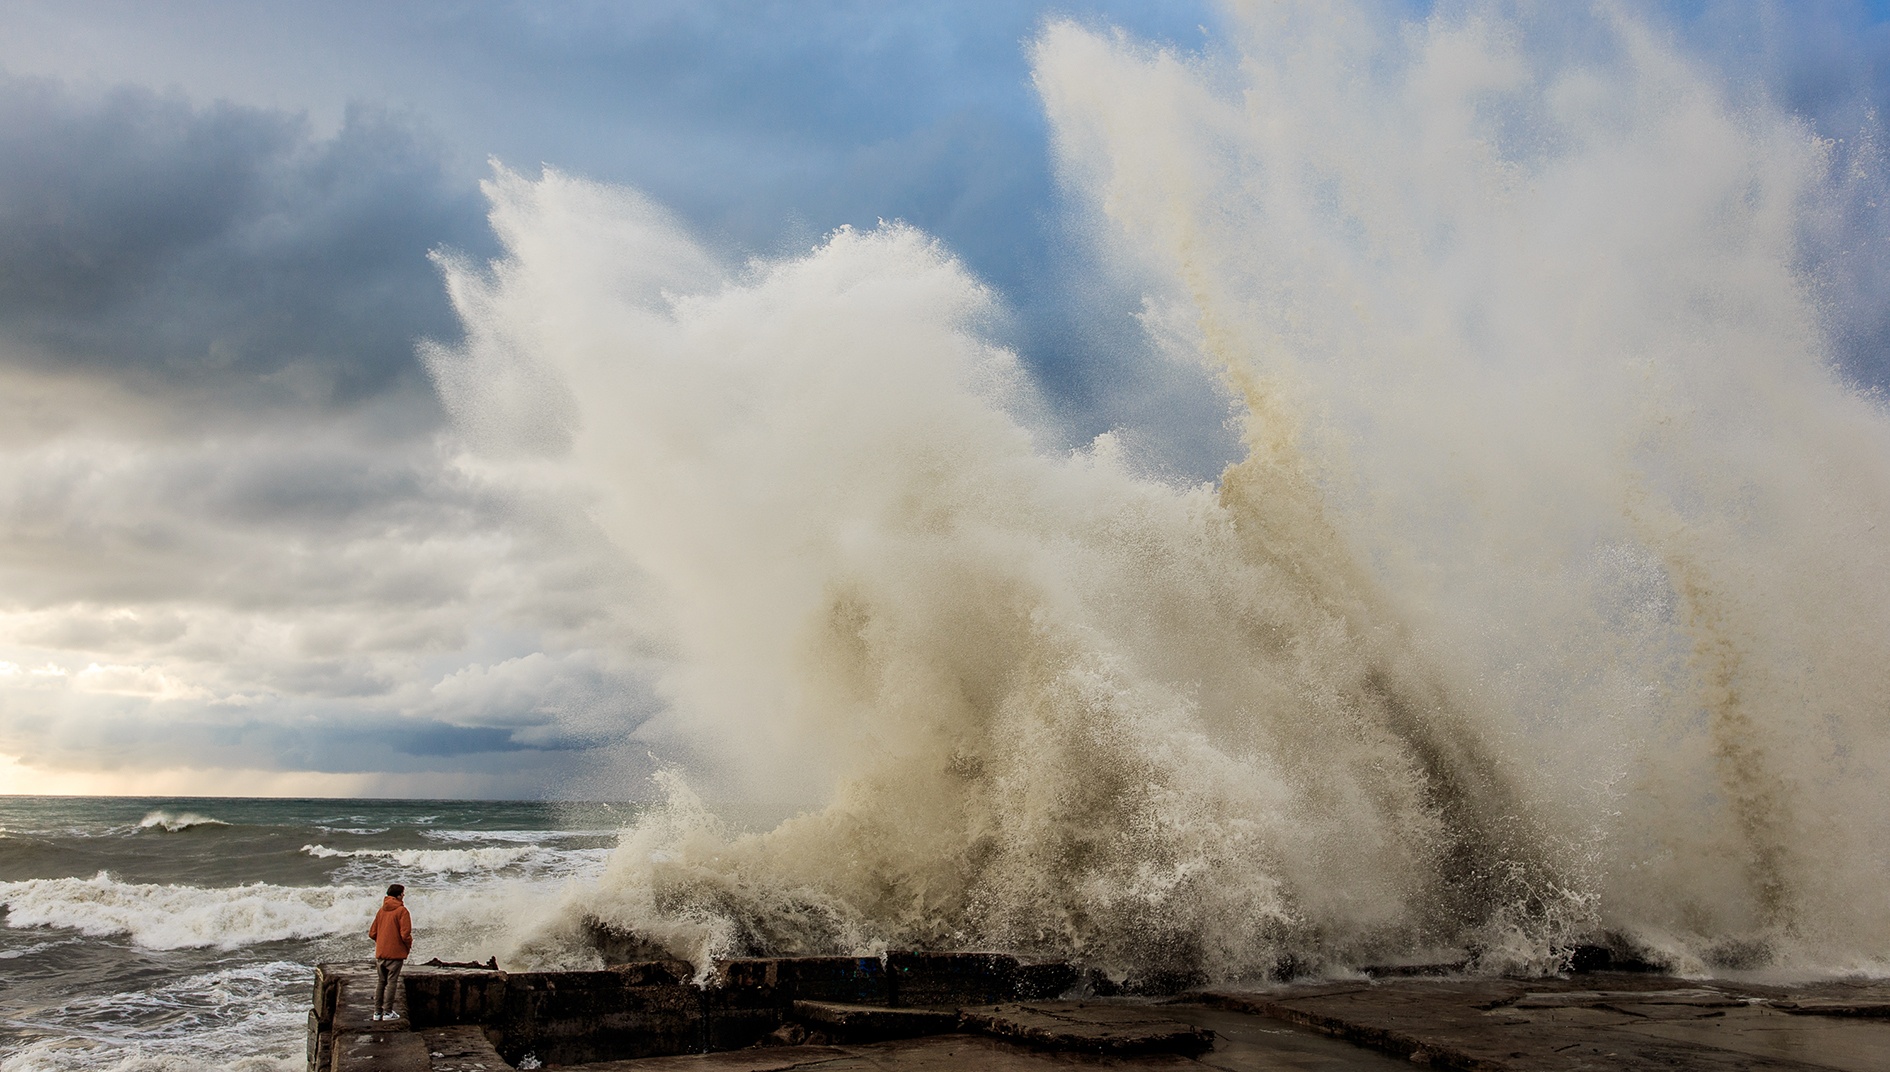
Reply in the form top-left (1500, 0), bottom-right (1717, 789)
top-left (420, 2), bottom-right (1890, 983)
top-left (136, 811), bottom-right (229, 834)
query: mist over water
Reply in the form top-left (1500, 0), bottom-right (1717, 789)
top-left (430, 3), bottom-right (1890, 984)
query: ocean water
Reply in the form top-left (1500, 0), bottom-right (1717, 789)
top-left (14, 2), bottom-right (1890, 1066)
top-left (0, 796), bottom-right (626, 1072)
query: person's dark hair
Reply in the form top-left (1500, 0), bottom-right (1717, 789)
top-left (387, 883), bottom-right (405, 898)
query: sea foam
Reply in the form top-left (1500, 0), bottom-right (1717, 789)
top-left (0, 875), bottom-right (378, 950)
top-left (299, 844), bottom-right (535, 873)
top-left (422, 2), bottom-right (1890, 982)
top-left (0, 960), bottom-right (309, 1072)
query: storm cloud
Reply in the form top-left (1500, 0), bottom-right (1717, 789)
top-left (0, 77), bottom-right (488, 410)
top-left (0, 78), bottom-right (643, 795)
top-left (2, 1), bottom-right (1890, 798)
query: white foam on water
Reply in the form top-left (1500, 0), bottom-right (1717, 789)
top-left (0, 937), bottom-right (79, 960)
top-left (418, 3), bottom-right (1890, 982)
top-left (134, 811), bottom-right (227, 834)
top-left (0, 872), bottom-right (591, 970)
top-left (0, 875), bottom-right (380, 950)
top-left (421, 828), bottom-right (600, 844)
top-left (300, 843), bottom-right (534, 872)
top-left (0, 961), bottom-right (307, 1072)
top-left (0, 1046), bottom-right (299, 1072)
top-left (301, 843), bottom-right (611, 884)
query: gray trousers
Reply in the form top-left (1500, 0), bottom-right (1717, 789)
top-left (375, 957), bottom-right (405, 1014)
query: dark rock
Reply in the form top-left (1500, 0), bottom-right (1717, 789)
top-left (1565, 932), bottom-right (1668, 974)
top-left (609, 960), bottom-right (694, 987)
top-left (1705, 936), bottom-right (1776, 971)
top-left (1119, 967), bottom-right (1208, 996)
top-left (1074, 967), bottom-right (1123, 998)
top-left (1267, 952), bottom-right (1316, 981)
top-left (756, 1021), bottom-right (808, 1047)
top-left (582, 917), bottom-right (676, 964)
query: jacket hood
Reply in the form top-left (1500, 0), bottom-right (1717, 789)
top-left (382, 895), bottom-right (404, 911)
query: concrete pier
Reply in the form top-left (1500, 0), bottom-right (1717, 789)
top-left (309, 955), bottom-right (1890, 1071)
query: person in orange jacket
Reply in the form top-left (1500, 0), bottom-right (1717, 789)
top-left (368, 883), bottom-right (413, 1021)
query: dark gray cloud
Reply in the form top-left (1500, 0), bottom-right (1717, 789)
top-left (0, 1), bottom-right (1230, 453)
top-left (0, 77), bottom-right (489, 410)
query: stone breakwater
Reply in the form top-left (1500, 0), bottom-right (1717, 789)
top-left (308, 955), bottom-right (1890, 1071)
top-left (310, 953), bottom-right (1088, 1069)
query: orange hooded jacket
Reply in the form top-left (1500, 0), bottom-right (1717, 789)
top-left (369, 895), bottom-right (412, 959)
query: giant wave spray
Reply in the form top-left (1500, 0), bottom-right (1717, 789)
top-left (427, 3), bottom-right (1890, 983)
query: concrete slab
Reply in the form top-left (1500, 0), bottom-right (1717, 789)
top-left (961, 1002), bottom-right (1214, 1056)
top-left (575, 1034), bottom-right (1200, 1070)
top-left (319, 961), bottom-right (428, 1071)
top-left (516, 1014), bottom-right (1434, 1071)
top-left (333, 1028), bottom-right (431, 1072)
top-left (1202, 976), bottom-right (1890, 1070)
top-left (571, 1046), bottom-right (860, 1071)
top-left (332, 963), bottom-right (403, 1033)
top-left (1158, 1005), bottom-right (1417, 1071)
top-left (1510, 988), bottom-right (1745, 1009)
top-left (330, 960), bottom-right (408, 1036)
top-left (1615, 1007), bottom-right (1890, 1072)
top-left (788, 1001), bottom-right (958, 1042)
top-left (421, 1025), bottom-right (507, 1072)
